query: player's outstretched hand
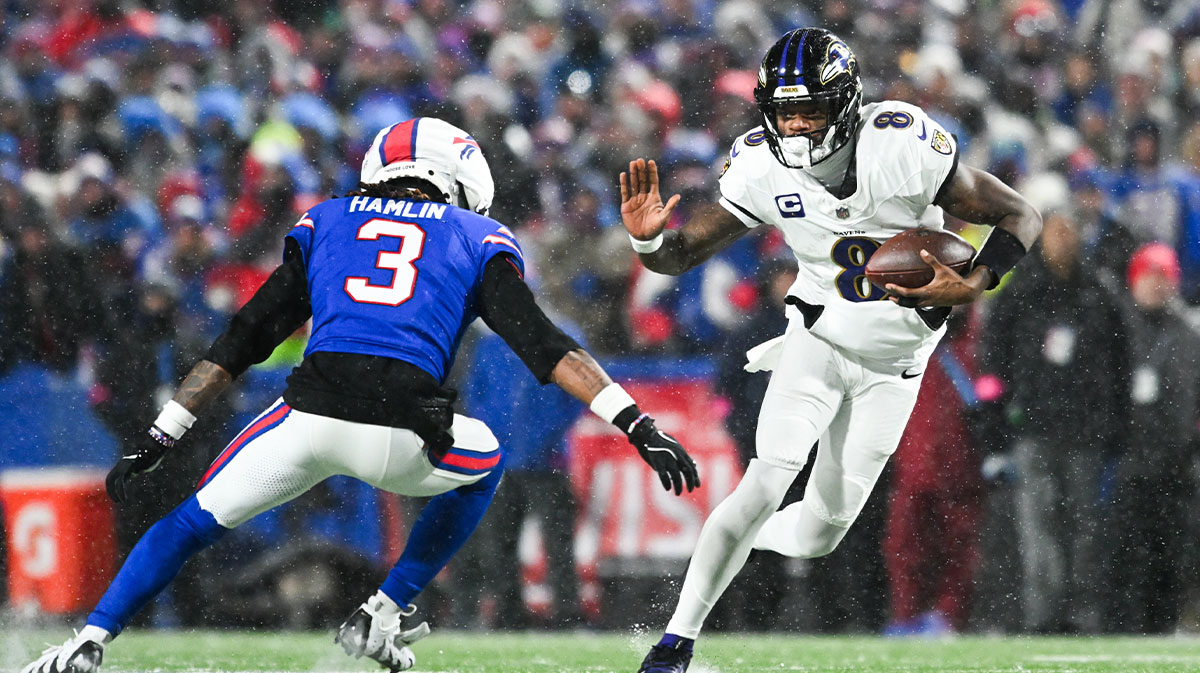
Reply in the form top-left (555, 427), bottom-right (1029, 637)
top-left (619, 158), bottom-right (681, 243)
top-left (106, 427), bottom-right (173, 503)
top-left (885, 249), bottom-right (990, 308)
top-left (622, 413), bottom-right (700, 495)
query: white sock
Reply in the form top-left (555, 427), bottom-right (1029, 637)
top-left (78, 625), bottom-right (112, 644)
top-left (753, 500), bottom-right (850, 558)
top-left (664, 460), bottom-right (797, 639)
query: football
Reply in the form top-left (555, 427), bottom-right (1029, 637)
top-left (865, 228), bottom-right (976, 291)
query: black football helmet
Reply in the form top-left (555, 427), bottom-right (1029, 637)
top-left (753, 28), bottom-right (863, 169)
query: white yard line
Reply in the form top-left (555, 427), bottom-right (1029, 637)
top-left (1031, 654), bottom-right (1200, 663)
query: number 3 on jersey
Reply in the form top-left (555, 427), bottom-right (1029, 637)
top-left (344, 218), bottom-right (426, 306)
top-left (831, 236), bottom-right (885, 302)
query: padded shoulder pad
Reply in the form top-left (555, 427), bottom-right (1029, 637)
top-left (859, 101), bottom-right (958, 206)
top-left (718, 126), bottom-right (774, 226)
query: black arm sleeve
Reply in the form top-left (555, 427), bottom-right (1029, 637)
top-left (476, 254), bottom-right (582, 384)
top-left (204, 237), bottom-right (313, 378)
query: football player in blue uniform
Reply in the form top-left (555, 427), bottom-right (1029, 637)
top-left (23, 117), bottom-right (699, 673)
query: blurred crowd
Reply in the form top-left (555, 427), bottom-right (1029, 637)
top-left (1, 0), bottom-right (1199, 636)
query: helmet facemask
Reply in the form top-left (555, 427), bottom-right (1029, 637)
top-left (757, 85), bottom-right (862, 169)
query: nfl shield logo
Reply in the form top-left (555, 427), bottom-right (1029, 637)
top-left (836, 206), bottom-right (850, 219)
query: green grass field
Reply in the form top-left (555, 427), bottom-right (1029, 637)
top-left (7, 630), bottom-right (1200, 673)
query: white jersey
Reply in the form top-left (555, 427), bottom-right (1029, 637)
top-left (719, 100), bottom-right (959, 370)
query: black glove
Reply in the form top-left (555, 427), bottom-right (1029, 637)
top-left (106, 427), bottom-right (173, 504)
top-left (615, 406), bottom-right (701, 495)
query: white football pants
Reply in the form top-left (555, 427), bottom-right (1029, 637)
top-left (665, 326), bottom-right (924, 639)
top-left (195, 399), bottom-right (500, 528)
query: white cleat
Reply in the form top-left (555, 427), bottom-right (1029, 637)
top-left (335, 600), bottom-right (430, 672)
top-left (21, 633), bottom-right (104, 673)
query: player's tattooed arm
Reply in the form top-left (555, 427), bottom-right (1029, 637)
top-left (105, 358), bottom-right (233, 504)
top-left (937, 164), bottom-right (1042, 250)
top-left (171, 360), bottom-right (234, 416)
top-left (620, 158), bottom-right (750, 276)
top-left (549, 349), bottom-right (614, 404)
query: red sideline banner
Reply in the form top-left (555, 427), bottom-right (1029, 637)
top-left (568, 379), bottom-right (742, 573)
top-left (0, 467), bottom-right (116, 613)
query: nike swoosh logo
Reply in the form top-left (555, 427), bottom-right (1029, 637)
top-left (917, 121), bottom-right (927, 140)
top-left (901, 369), bottom-right (922, 379)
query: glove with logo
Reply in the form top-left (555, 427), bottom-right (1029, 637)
top-left (106, 427), bottom-right (173, 504)
top-left (614, 406), bottom-right (700, 495)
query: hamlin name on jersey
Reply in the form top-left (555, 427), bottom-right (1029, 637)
top-left (286, 196), bottom-right (524, 382)
top-left (719, 101), bottom-right (959, 369)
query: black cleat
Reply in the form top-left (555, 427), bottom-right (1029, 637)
top-left (637, 643), bottom-right (693, 673)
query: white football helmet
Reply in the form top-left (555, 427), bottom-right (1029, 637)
top-left (361, 117), bottom-right (495, 216)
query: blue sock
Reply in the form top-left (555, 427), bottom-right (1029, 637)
top-left (87, 495), bottom-right (227, 636)
top-left (658, 634), bottom-right (694, 650)
top-left (379, 457), bottom-right (504, 605)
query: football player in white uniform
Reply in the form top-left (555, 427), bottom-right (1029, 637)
top-left (622, 28), bottom-right (1042, 672)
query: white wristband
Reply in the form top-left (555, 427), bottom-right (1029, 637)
top-left (589, 383), bottom-right (637, 424)
top-left (154, 400), bottom-right (197, 440)
top-left (629, 232), bottom-right (664, 254)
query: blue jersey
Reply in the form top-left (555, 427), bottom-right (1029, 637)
top-left (285, 195), bottom-right (525, 382)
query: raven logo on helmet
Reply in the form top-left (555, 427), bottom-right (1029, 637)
top-left (819, 40), bottom-right (855, 85)
top-left (361, 118), bottom-right (495, 216)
